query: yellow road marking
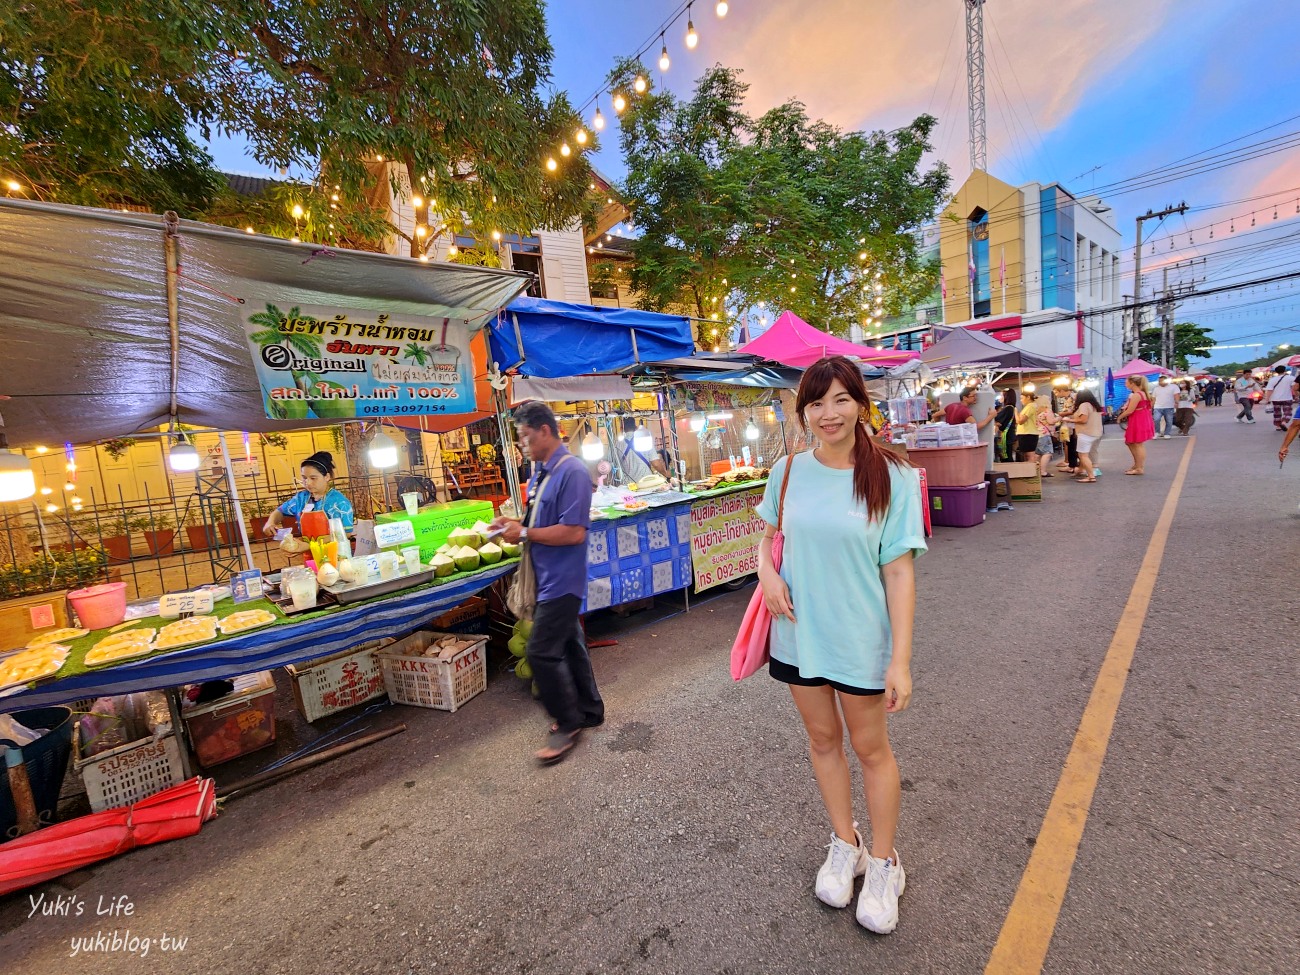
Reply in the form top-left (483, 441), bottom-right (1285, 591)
top-left (985, 437), bottom-right (1196, 974)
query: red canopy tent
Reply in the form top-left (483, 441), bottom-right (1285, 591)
top-left (737, 311), bottom-right (918, 368)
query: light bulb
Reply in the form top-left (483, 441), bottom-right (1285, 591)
top-left (593, 106), bottom-right (606, 130)
top-left (613, 92), bottom-right (626, 113)
top-left (716, 0), bottom-right (728, 16)
top-left (168, 441), bottom-right (200, 472)
top-left (580, 433), bottom-right (606, 461)
top-left (34, 445), bottom-right (47, 454)
top-left (69, 495), bottom-right (82, 505)
top-left (659, 45), bottom-right (670, 72)
top-left (560, 142), bottom-right (571, 157)
top-left (448, 245), bottom-right (459, 256)
top-left (546, 157), bottom-right (557, 172)
top-left (632, 426), bottom-right (653, 452)
top-left (575, 128), bottom-right (587, 145)
top-left (64, 481), bottom-right (75, 492)
top-left (634, 76), bottom-right (647, 93)
top-left (689, 413), bottom-right (707, 433)
top-left (686, 18), bottom-right (698, 48)
top-left (45, 502), bottom-right (57, 513)
top-left (0, 449), bottom-right (36, 502)
top-left (415, 224), bottom-right (428, 237)
top-left (40, 486), bottom-right (52, 495)
top-left (291, 204), bottom-right (304, 219)
top-left (745, 420), bottom-right (760, 441)
top-left (412, 195), bottom-right (423, 208)
top-left (245, 226), bottom-right (254, 234)
top-left (368, 430), bottom-right (400, 469)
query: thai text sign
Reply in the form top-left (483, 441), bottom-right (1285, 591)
top-left (689, 487), bottom-right (765, 592)
top-left (243, 302), bottom-right (475, 419)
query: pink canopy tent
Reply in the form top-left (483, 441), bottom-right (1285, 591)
top-left (738, 311), bottom-right (918, 368)
top-left (1112, 358), bottom-right (1176, 378)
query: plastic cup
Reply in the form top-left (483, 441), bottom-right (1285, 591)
top-left (401, 492), bottom-right (420, 517)
top-left (401, 546), bottom-right (422, 574)
top-left (378, 552), bottom-right (399, 580)
top-left (285, 571), bottom-right (318, 610)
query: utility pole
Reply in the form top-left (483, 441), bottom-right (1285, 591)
top-left (1157, 258), bottom-right (1204, 370)
top-left (965, 0), bottom-right (987, 173)
top-left (1129, 202), bottom-right (1188, 360)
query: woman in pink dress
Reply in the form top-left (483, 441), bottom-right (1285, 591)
top-left (1115, 375), bottom-right (1155, 475)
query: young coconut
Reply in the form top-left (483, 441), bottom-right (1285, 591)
top-left (430, 554), bottom-right (455, 578)
top-left (499, 540), bottom-right (521, 558)
top-left (477, 541), bottom-right (503, 565)
top-left (452, 546), bottom-right (481, 572)
top-left (336, 558), bottom-right (361, 584)
top-left (447, 527), bottom-right (481, 550)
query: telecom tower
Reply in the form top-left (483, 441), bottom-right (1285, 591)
top-left (966, 0), bottom-right (987, 173)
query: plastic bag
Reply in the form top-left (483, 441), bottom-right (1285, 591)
top-left (0, 713), bottom-right (42, 749)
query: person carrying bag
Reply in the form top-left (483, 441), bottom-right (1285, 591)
top-left (729, 452), bottom-right (797, 679)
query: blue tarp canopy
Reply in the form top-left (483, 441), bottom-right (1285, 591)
top-left (489, 297), bottom-right (695, 378)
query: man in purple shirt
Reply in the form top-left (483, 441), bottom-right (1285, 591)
top-left (493, 401), bottom-right (603, 764)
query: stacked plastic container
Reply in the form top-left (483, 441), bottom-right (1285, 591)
top-left (907, 424), bottom-right (988, 528)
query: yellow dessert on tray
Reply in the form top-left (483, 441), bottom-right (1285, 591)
top-left (155, 616), bottom-right (219, 649)
top-left (26, 628), bottom-right (89, 648)
top-left (85, 640), bottom-right (154, 667)
top-left (219, 609), bottom-right (278, 635)
top-left (0, 644), bottom-right (70, 688)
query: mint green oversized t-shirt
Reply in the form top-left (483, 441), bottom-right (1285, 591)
top-left (755, 452), bottom-right (927, 689)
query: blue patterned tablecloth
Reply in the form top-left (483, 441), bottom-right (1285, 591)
top-left (584, 502), bottom-right (694, 611)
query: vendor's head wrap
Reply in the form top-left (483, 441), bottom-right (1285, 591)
top-left (302, 451), bottom-right (336, 477)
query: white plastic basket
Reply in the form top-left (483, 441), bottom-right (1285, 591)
top-left (73, 723), bottom-right (187, 812)
top-left (285, 638), bottom-right (393, 722)
top-left (376, 631), bottom-right (487, 712)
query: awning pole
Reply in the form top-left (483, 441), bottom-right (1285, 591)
top-left (163, 212), bottom-right (181, 425)
top-left (494, 385), bottom-right (523, 515)
top-left (656, 388), bottom-right (682, 484)
top-left (218, 432), bottom-right (255, 571)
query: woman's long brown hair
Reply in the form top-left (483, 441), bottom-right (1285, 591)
top-left (794, 356), bottom-right (909, 520)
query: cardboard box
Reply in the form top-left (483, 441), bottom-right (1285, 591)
top-left (0, 591), bottom-right (70, 652)
top-left (375, 499), bottom-right (494, 561)
top-left (992, 463), bottom-right (1042, 501)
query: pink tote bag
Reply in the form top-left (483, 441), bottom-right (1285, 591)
top-left (730, 455), bottom-right (796, 680)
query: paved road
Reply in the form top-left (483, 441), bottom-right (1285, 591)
top-left (1, 405), bottom-right (1296, 974)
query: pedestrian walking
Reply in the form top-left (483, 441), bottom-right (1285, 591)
top-left (1115, 375), bottom-right (1155, 474)
top-left (1234, 370), bottom-right (1260, 423)
top-left (1055, 388), bottom-right (1079, 474)
top-left (1060, 389), bottom-right (1103, 481)
top-left (493, 400), bottom-right (604, 765)
top-left (1174, 380), bottom-right (1198, 436)
top-left (1152, 376), bottom-right (1178, 438)
top-left (1263, 366), bottom-right (1295, 431)
top-left (756, 355), bottom-right (925, 934)
top-left (1212, 377), bottom-right (1226, 406)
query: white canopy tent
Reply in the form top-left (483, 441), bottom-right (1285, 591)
top-left (0, 198), bottom-right (531, 447)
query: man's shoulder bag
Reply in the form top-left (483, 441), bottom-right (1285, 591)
top-left (507, 454), bottom-right (576, 622)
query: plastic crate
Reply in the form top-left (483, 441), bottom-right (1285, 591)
top-left (429, 596), bottom-right (488, 632)
top-left (182, 671), bottom-right (277, 767)
top-left (376, 632), bottom-right (487, 712)
top-left (928, 482), bottom-right (988, 528)
top-left (285, 638), bottom-right (393, 723)
top-left (907, 444), bottom-right (988, 487)
top-left (73, 724), bottom-right (186, 813)
top-left (1, 707), bottom-right (74, 838)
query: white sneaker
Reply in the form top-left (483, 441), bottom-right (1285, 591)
top-left (857, 849), bottom-right (906, 933)
top-left (815, 826), bottom-right (868, 908)
top-left (1161, 434), bottom-right (1172, 439)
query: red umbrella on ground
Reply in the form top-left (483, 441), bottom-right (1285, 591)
top-left (0, 777), bottom-right (217, 896)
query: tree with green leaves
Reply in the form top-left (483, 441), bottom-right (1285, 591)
top-left (609, 60), bottom-right (949, 338)
top-left (1138, 321), bottom-right (1215, 370)
top-left (0, 1), bottom-right (231, 215)
top-left (2, 1), bottom-right (596, 255)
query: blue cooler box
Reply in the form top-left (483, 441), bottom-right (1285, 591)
top-left (928, 482), bottom-right (987, 528)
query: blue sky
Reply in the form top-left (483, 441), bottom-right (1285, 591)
top-left (207, 0), bottom-right (1300, 365)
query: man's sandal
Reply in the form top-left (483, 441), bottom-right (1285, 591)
top-left (536, 729), bottom-right (581, 764)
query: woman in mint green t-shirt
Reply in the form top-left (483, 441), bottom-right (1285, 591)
top-left (756, 356), bottom-right (926, 935)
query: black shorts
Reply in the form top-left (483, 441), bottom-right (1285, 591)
top-left (1016, 433), bottom-right (1040, 454)
top-left (768, 656), bottom-right (883, 696)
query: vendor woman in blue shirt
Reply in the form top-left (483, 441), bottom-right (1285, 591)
top-left (261, 451), bottom-right (354, 537)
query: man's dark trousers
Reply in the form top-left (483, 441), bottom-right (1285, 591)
top-left (527, 595), bottom-right (603, 733)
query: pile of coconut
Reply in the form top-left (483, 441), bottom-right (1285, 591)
top-left (429, 520), bottom-right (520, 577)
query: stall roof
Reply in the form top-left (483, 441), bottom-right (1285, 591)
top-left (920, 327), bottom-right (1067, 372)
top-left (0, 198), bottom-right (530, 446)
top-left (1111, 358), bottom-right (1176, 378)
top-left (488, 297), bottom-right (695, 378)
top-left (620, 353), bottom-right (807, 389)
top-left (737, 310), bottom-right (919, 368)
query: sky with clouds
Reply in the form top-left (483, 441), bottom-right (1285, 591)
top-left (209, 0), bottom-right (1300, 365)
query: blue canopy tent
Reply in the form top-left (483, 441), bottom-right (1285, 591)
top-left (488, 297), bottom-right (695, 377)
